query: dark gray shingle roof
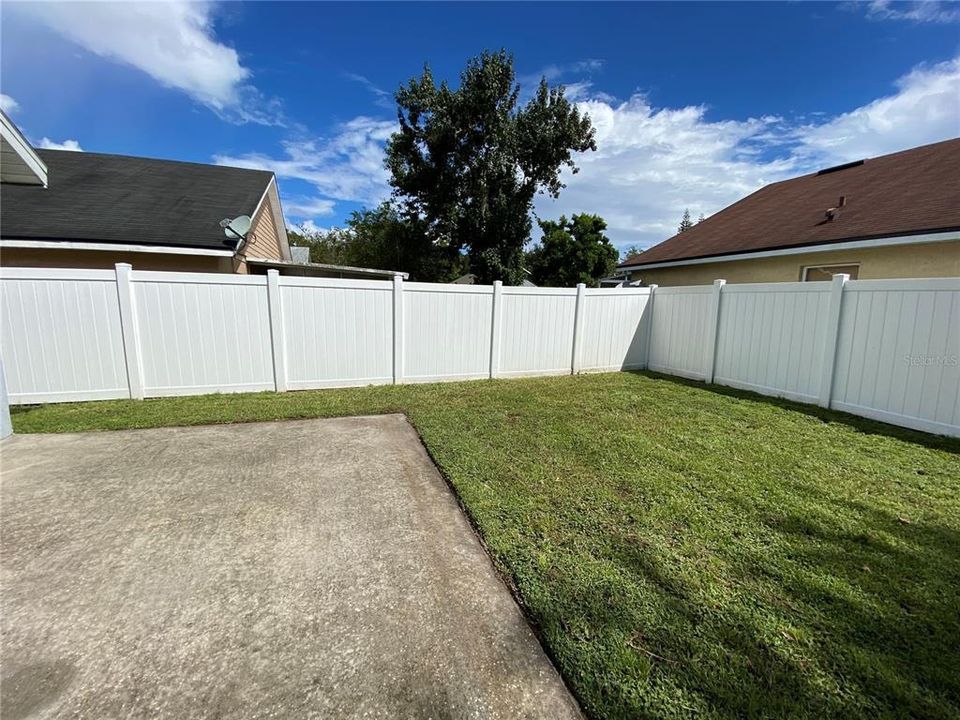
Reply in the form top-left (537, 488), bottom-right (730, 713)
top-left (1, 150), bottom-right (274, 250)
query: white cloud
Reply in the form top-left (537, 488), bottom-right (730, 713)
top-left (534, 98), bottom-right (797, 250)
top-left (233, 55), bottom-right (959, 251)
top-left (518, 59), bottom-right (612, 103)
top-left (343, 72), bottom-right (394, 110)
top-left (214, 116), bottom-right (397, 213)
top-left (284, 197), bottom-right (337, 217)
top-left (38, 137), bottom-right (83, 151)
top-left (0, 94), bottom-right (19, 114)
top-left (861, 0), bottom-right (960, 23)
top-left (538, 56), bottom-right (960, 250)
top-left (518, 59), bottom-right (605, 87)
top-left (561, 82), bottom-right (617, 104)
top-left (10, 1), bottom-right (281, 125)
top-left (295, 220), bottom-right (330, 235)
top-left (791, 57), bottom-right (960, 163)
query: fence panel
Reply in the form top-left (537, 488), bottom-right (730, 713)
top-left (712, 282), bottom-right (832, 403)
top-left (403, 283), bottom-right (493, 382)
top-left (580, 288), bottom-right (651, 372)
top-left (0, 269), bottom-right (128, 403)
top-left (2, 266), bottom-right (958, 438)
top-left (279, 277), bottom-right (394, 389)
top-left (830, 278), bottom-right (960, 435)
top-left (647, 286), bottom-right (713, 380)
top-left (132, 272), bottom-right (274, 397)
top-left (498, 287), bottom-right (578, 376)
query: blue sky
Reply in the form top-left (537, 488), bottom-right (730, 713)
top-left (2, 1), bottom-right (958, 251)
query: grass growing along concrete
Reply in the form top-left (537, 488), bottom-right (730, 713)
top-left (11, 372), bottom-right (960, 719)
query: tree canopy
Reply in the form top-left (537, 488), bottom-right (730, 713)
top-left (527, 214), bottom-right (618, 287)
top-left (288, 202), bottom-right (465, 281)
top-left (385, 50), bottom-right (596, 285)
top-left (620, 244), bottom-right (644, 263)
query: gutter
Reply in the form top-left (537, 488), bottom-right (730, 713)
top-left (618, 230), bottom-right (960, 272)
top-left (245, 256), bottom-right (409, 279)
top-left (0, 239), bottom-right (234, 257)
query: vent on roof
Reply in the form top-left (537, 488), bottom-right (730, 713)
top-left (817, 159), bottom-right (864, 176)
top-left (825, 196), bottom-right (847, 222)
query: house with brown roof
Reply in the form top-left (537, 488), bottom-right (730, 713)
top-left (617, 139), bottom-right (960, 286)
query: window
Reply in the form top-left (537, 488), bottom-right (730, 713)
top-left (801, 264), bottom-right (860, 281)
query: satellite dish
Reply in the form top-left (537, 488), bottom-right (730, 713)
top-left (220, 215), bottom-right (252, 242)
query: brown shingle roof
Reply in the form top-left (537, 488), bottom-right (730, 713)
top-left (619, 138), bottom-right (960, 268)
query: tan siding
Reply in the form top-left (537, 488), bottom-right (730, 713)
top-left (626, 240), bottom-right (960, 287)
top-left (241, 192), bottom-right (285, 261)
top-left (0, 247), bottom-right (232, 273)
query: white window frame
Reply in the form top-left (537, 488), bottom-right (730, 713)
top-left (801, 262), bottom-right (861, 282)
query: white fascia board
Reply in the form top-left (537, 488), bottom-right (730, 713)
top-left (619, 231), bottom-right (960, 271)
top-left (268, 177), bottom-right (292, 261)
top-left (1, 110), bottom-right (48, 187)
top-left (0, 239), bottom-right (234, 257)
top-left (248, 175), bottom-right (291, 261)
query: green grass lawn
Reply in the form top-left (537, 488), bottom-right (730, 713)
top-left (11, 372), bottom-right (960, 719)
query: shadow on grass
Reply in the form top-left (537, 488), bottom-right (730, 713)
top-left (571, 491), bottom-right (960, 718)
top-left (629, 370), bottom-right (960, 454)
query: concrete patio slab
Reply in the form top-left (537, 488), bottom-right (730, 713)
top-left (1, 415), bottom-right (581, 719)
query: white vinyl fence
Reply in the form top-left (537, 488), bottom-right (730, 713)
top-left (0, 265), bottom-right (650, 403)
top-left (645, 276), bottom-right (959, 437)
top-left (1, 266), bottom-right (957, 437)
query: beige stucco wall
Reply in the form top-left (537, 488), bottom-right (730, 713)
top-left (626, 240), bottom-right (960, 287)
top-left (0, 247), bottom-right (233, 272)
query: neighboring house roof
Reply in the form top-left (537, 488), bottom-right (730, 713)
top-left (452, 273), bottom-right (537, 286)
top-left (1, 149), bottom-right (275, 251)
top-left (619, 138), bottom-right (960, 269)
top-left (246, 257), bottom-right (408, 280)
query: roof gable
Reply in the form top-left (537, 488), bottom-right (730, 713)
top-left (1, 110), bottom-right (47, 187)
top-left (1, 150), bottom-right (275, 251)
top-left (620, 138), bottom-right (960, 267)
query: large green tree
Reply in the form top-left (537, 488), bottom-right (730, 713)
top-left (288, 202), bottom-right (465, 281)
top-left (385, 50), bottom-right (596, 285)
top-left (527, 214), bottom-right (618, 287)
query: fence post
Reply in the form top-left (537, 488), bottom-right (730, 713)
top-left (571, 283), bottom-right (586, 374)
top-left (642, 284), bottom-right (658, 370)
top-left (115, 263), bottom-right (144, 400)
top-left (489, 281), bottom-right (503, 379)
top-left (0, 355), bottom-right (12, 439)
top-left (393, 275), bottom-right (404, 384)
top-left (703, 279), bottom-right (726, 383)
top-left (817, 273), bottom-right (849, 408)
top-left (266, 269), bottom-right (287, 392)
